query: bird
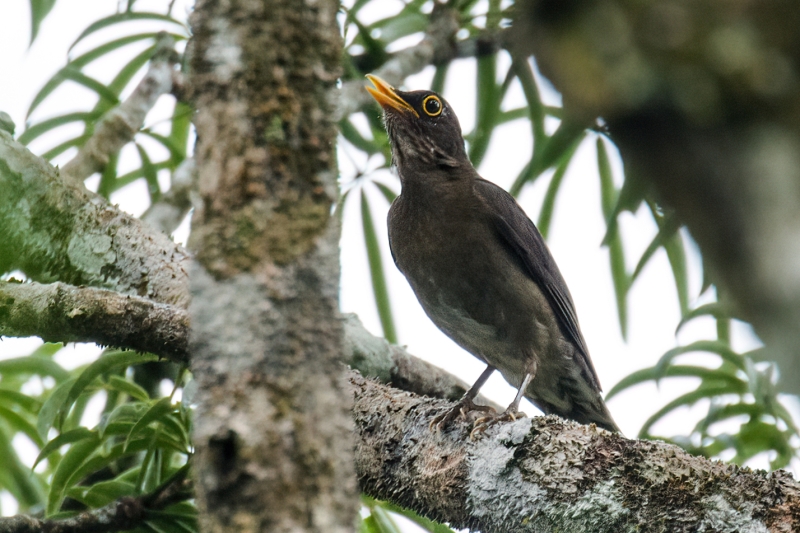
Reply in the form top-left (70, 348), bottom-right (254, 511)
top-left (365, 74), bottom-right (620, 434)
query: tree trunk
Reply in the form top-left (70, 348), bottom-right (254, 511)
top-left (186, 1), bottom-right (358, 531)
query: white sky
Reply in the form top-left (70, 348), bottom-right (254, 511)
top-left (0, 0), bottom-right (793, 524)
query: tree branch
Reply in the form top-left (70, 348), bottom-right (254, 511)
top-left (0, 130), bottom-right (189, 307)
top-left (60, 33), bottom-right (178, 184)
top-left (334, 5), bottom-right (460, 121)
top-left (351, 373), bottom-right (800, 533)
top-left (0, 278), bottom-right (492, 399)
top-left (0, 280), bottom-right (188, 364)
top-left (140, 157), bottom-right (196, 236)
top-left (343, 313), bottom-right (501, 410)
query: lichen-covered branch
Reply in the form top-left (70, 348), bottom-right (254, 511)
top-left (0, 466), bottom-right (192, 533)
top-left (343, 314), bottom-right (501, 410)
top-left (0, 280), bottom-right (188, 363)
top-left (60, 33), bottom-right (178, 184)
top-left (352, 374), bottom-right (800, 533)
top-left (0, 130), bottom-right (189, 308)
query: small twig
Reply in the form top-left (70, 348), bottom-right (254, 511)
top-left (60, 33), bottom-right (178, 184)
top-left (0, 467), bottom-right (192, 533)
top-left (0, 280), bottom-right (189, 363)
top-left (141, 157), bottom-right (197, 236)
top-left (334, 5), bottom-right (460, 121)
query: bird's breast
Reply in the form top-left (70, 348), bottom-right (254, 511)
top-left (388, 191), bottom-right (565, 371)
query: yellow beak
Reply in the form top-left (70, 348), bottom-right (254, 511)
top-left (365, 74), bottom-right (419, 118)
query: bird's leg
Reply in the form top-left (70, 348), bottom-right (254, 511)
top-left (430, 365), bottom-right (496, 431)
top-left (471, 361), bottom-right (537, 439)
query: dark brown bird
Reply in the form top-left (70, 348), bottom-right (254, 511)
top-left (366, 75), bottom-right (619, 433)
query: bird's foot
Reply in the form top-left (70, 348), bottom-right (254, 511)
top-left (470, 409), bottom-right (527, 440)
top-left (430, 398), bottom-right (496, 432)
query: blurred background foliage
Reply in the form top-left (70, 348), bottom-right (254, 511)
top-left (0, 0), bottom-right (797, 531)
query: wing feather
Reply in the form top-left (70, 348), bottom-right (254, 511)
top-left (474, 178), bottom-right (602, 390)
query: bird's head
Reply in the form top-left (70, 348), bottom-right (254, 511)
top-left (366, 74), bottom-right (469, 175)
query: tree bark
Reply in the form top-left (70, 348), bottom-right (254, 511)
top-left (352, 374), bottom-right (800, 533)
top-left (0, 132), bottom-right (189, 308)
top-left (185, 0), bottom-right (358, 531)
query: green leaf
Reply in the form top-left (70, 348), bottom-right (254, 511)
top-left (18, 111), bottom-right (101, 146)
top-left (606, 365), bottom-right (746, 401)
top-left (431, 63), bottom-right (449, 94)
top-left (0, 428), bottom-right (46, 506)
top-left (370, 505), bottom-right (403, 533)
top-left (69, 479), bottom-right (135, 508)
top-left (468, 53), bottom-right (500, 168)
top-left (654, 340), bottom-right (745, 381)
top-left (370, 8), bottom-right (427, 45)
top-left (663, 226), bottom-right (690, 317)
top-left (27, 34), bottom-right (170, 118)
top-left (47, 434), bottom-right (102, 515)
top-left (126, 398), bottom-right (174, 451)
top-left (105, 375), bottom-right (151, 402)
top-left (597, 138), bottom-right (629, 338)
top-left (630, 213), bottom-right (681, 283)
top-left (61, 351), bottom-right (160, 428)
top-left (115, 160), bottom-right (173, 188)
top-left (510, 120), bottom-right (584, 196)
top-left (136, 438), bottom-right (162, 492)
top-left (372, 181), bottom-right (397, 204)
top-left (676, 303), bottom-right (730, 335)
top-left (340, 118), bottom-right (380, 154)
top-left (344, 0), bottom-right (373, 28)
top-left (98, 401), bottom-right (150, 437)
top-left (362, 516), bottom-right (382, 533)
top-left (511, 57), bottom-right (545, 150)
top-left (361, 189), bottom-right (397, 344)
top-left (601, 162), bottom-right (647, 246)
top-left (0, 388), bottom-right (43, 413)
top-left (351, 18), bottom-right (389, 68)
top-left (167, 101), bottom-right (193, 160)
top-left (96, 148), bottom-right (120, 198)
top-left (66, 436), bottom-right (183, 499)
top-left (376, 500), bottom-right (455, 533)
top-left (537, 140), bottom-right (579, 239)
top-left (136, 142), bottom-right (162, 202)
top-left (0, 355), bottom-right (69, 382)
top-left (29, 0), bottom-right (57, 44)
top-left (640, 386), bottom-right (748, 438)
top-left (496, 107), bottom-right (529, 126)
top-left (0, 405), bottom-right (44, 448)
top-left (69, 12), bottom-right (187, 53)
top-left (38, 377), bottom-right (77, 438)
top-left (41, 133), bottom-right (92, 161)
top-left (695, 402), bottom-right (762, 434)
top-left (33, 427), bottom-right (96, 470)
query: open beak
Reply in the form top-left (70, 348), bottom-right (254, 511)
top-left (365, 75), bottom-right (419, 118)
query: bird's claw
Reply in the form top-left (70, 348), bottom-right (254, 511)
top-left (430, 398), bottom-right (495, 432)
top-left (469, 409), bottom-right (527, 440)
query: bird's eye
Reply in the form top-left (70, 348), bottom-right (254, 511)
top-left (422, 95), bottom-right (442, 117)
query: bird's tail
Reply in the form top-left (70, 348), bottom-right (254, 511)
top-left (528, 393), bottom-right (622, 434)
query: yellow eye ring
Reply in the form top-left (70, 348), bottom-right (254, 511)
top-left (422, 95), bottom-right (443, 117)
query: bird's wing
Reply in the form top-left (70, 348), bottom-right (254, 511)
top-left (474, 178), bottom-right (602, 389)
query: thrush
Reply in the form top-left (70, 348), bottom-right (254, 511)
top-left (365, 75), bottom-right (620, 434)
